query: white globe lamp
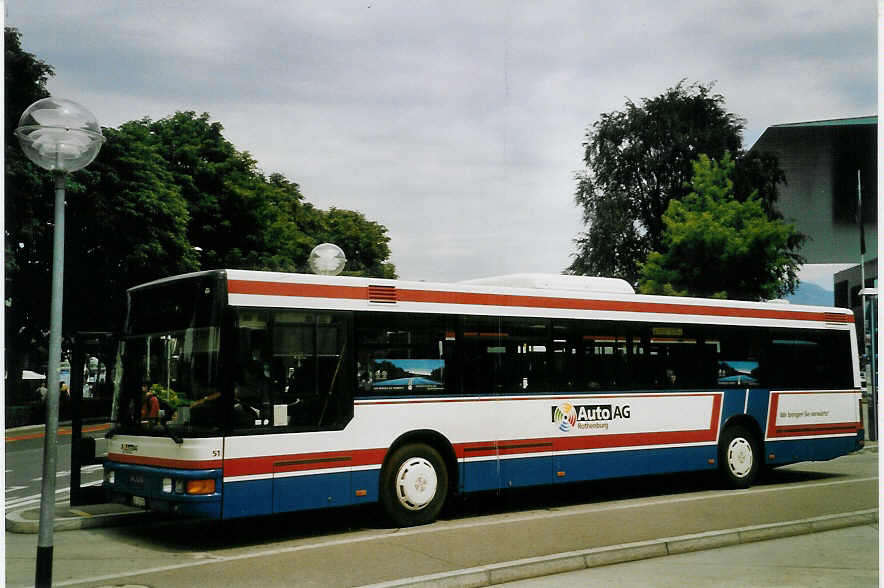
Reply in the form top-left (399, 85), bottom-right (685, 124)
top-left (308, 243), bottom-right (347, 276)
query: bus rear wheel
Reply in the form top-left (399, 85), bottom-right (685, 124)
top-left (719, 425), bottom-right (760, 489)
top-left (380, 443), bottom-right (448, 527)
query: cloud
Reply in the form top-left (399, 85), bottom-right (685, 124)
top-left (9, 0), bottom-right (876, 282)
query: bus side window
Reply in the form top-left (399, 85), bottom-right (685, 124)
top-left (249, 310), bottom-right (353, 430)
top-left (233, 310), bottom-right (274, 429)
top-left (355, 313), bottom-right (449, 397)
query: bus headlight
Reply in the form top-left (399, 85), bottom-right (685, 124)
top-left (104, 470), bottom-right (115, 485)
top-left (162, 477), bottom-right (173, 493)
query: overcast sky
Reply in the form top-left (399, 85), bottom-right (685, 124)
top-left (7, 1), bottom-right (878, 287)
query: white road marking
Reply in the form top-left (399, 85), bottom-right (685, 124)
top-left (30, 466), bottom-right (103, 482)
top-left (51, 475), bottom-right (879, 587)
top-left (5, 481), bottom-right (103, 509)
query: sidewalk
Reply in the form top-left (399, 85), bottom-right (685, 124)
top-left (5, 440), bottom-right (878, 588)
top-left (494, 523), bottom-right (879, 588)
top-left (5, 500), bottom-right (151, 533)
top-left (5, 421), bottom-right (111, 443)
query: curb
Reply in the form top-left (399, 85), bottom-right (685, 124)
top-left (5, 419), bottom-right (110, 435)
top-left (359, 509), bottom-right (879, 588)
top-left (5, 503), bottom-right (150, 534)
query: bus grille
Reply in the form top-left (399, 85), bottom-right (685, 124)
top-left (368, 285), bottom-right (398, 303)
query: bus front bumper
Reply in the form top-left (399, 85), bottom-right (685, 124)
top-left (104, 462), bottom-right (222, 519)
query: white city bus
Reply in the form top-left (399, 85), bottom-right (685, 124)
top-left (103, 270), bottom-right (863, 526)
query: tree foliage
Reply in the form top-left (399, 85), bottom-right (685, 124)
top-left (319, 208), bottom-right (396, 278)
top-left (638, 153), bottom-right (804, 300)
top-left (5, 27), bottom-right (57, 399)
top-left (65, 122), bottom-right (200, 331)
top-left (569, 81), bottom-right (789, 284)
top-left (4, 27), bottom-right (395, 393)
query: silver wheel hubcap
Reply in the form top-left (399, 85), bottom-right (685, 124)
top-left (727, 437), bottom-right (753, 478)
top-left (395, 457), bottom-right (437, 511)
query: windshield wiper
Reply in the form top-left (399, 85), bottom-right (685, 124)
top-left (160, 420), bottom-right (183, 444)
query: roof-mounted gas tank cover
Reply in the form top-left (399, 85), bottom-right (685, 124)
top-left (459, 273), bottom-right (635, 294)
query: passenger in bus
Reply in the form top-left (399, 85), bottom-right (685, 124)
top-left (189, 389), bottom-right (222, 427)
top-left (234, 361), bottom-right (273, 426)
top-left (140, 383), bottom-right (160, 423)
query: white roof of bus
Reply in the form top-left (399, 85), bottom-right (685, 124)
top-left (222, 269), bottom-right (853, 319)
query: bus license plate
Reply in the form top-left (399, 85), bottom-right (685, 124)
top-left (132, 496), bottom-right (146, 508)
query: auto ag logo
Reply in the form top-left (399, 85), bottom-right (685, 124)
top-left (553, 403), bottom-right (577, 432)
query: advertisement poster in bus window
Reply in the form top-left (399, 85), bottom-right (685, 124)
top-left (371, 359), bottom-right (445, 393)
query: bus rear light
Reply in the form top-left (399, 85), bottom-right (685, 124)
top-left (186, 480), bottom-right (216, 495)
top-left (355, 489), bottom-right (367, 497)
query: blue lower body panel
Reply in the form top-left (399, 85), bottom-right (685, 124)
top-left (461, 445), bottom-right (718, 493)
top-left (223, 478), bottom-right (273, 518)
top-left (104, 462), bottom-right (222, 519)
top-left (222, 469), bottom-right (381, 519)
top-left (554, 445), bottom-right (717, 483)
top-left (765, 435), bottom-right (862, 466)
top-left (274, 471), bottom-right (351, 513)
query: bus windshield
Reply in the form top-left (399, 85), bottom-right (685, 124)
top-left (112, 272), bottom-right (226, 436)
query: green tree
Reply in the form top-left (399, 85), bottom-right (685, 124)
top-left (4, 28), bottom-right (396, 405)
top-left (638, 153), bottom-right (804, 300)
top-left (252, 173), bottom-right (318, 272)
top-left (5, 26), bottom-right (57, 399)
top-left (142, 112), bottom-right (397, 277)
top-left (144, 112), bottom-right (259, 269)
top-left (319, 208), bottom-right (396, 278)
top-left (569, 81), bottom-right (787, 284)
top-left (65, 122), bottom-right (200, 332)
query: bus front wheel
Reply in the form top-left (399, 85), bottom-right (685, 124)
top-left (380, 443), bottom-right (448, 527)
top-left (719, 425), bottom-right (760, 489)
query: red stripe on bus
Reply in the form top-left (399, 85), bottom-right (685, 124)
top-left (454, 428), bottom-right (719, 459)
top-left (107, 453), bottom-right (222, 470)
top-left (224, 448), bottom-right (387, 477)
top-left (767, 393), bottom-right (780, 439)
top-left (228, 280), bottom-right (366, 300)
top-left (227, 279), bottom-right (853, 324)
top-left (710, 394), bottom-right (722, 431)
top-left (555, 429), bottom-right (718, 451)
top-left (771, 422), bottom-right (861, 437)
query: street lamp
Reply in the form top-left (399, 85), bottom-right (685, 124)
top-left (308, 243), bottom-right (347, 276)
top-left (15, 97), bottom-right (105, 588)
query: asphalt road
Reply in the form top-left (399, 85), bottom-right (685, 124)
top-left (5, 425), bottom-right (108, 512)
top-left (4, 444), bottom-right (877, 587)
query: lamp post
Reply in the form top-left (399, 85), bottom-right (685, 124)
top-left (15, 97), bottom-right (105, 588)
top-left (860, 288), bottom-right (878, 441)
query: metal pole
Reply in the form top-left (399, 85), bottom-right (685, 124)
top-left (869, 297), bottom-right (878, 441)
top-left (858, 170), bottom-right (865, 288)
top-left (35, 173), bottom-right (66, 587)
top-left (70, 336), bottom-right (84, 505)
